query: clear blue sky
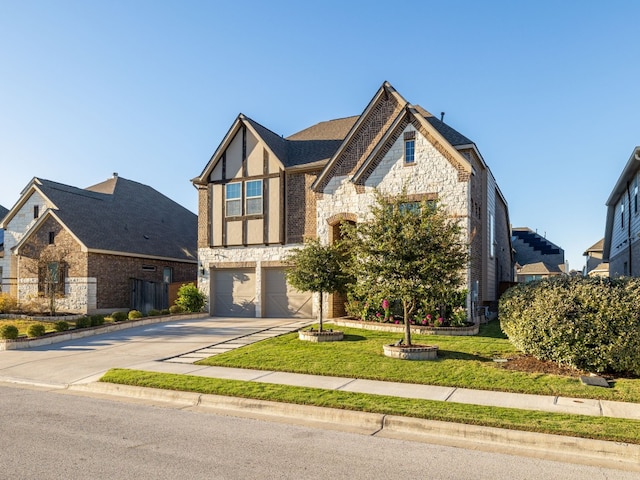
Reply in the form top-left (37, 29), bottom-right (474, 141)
top-left (1, 1), bottom-right (639, 272)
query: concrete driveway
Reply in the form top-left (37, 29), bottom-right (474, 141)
top-left (0, 316), bottom-right (303, 387)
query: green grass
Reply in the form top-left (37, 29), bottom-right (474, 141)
top-left (101, 368), bottom-right (640, 444)
top-left (195, 321), bottom-right (640, 403)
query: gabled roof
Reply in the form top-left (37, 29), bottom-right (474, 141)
top-left (517, 261), bottom-right (564, 275)
top-left (583, 238), bottom-right (604, 256)
top-left (9, 176), bottom-right (197, 262)
top-left (194, 81), bottom-right (480, 186)
top-left (312, 81), bottom-right (475, 192)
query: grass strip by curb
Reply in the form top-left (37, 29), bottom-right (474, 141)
top-left (101, 368), bottom-right (640, 445)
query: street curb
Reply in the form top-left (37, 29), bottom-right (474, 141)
top-left (70, 382), bottom-right (640, 472)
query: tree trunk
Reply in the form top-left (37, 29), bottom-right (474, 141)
top-left (403, 301), bottom-right (411, 346)
top-left (318, 291), bottom-right (324, 332)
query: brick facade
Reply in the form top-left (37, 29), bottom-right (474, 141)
top-left (286, 170), bottom-right (320, 244)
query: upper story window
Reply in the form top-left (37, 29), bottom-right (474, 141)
top-left (225, 183), bottom-right (242, 217)
top-left (33, 205), bottom-right (39, 219)
top-left (490, 213), bottom-right (495, 258)
top-left (48, 231), bottom-right (55, 245)
top-left (404, 131), bottom-right (415, 165)
top-left (634, 177), bottom-right (638, 214)
top-left (621, 201), bottom-right (625, 228)
top-left (245, 180), bottom-right (263, 215)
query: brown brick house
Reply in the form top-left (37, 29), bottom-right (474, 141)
top-left (193, 81), bottom-right (513, 319)
top-left (0, 175), bottom-right (197, 314)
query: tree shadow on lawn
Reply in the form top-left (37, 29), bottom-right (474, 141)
top-left (435, 349), bottom-right (493, 362)
top-left (477, 320), bottom-right (508, 339)
top-left (342, 334), bottom-right (367, 342)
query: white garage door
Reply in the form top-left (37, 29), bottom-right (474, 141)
top-left (263, 268), bottom-right (312, 318)
top-left (213, 268), bottom-right (256, 317)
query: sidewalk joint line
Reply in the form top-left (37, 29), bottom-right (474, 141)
top-left (335, 378), bottom-right (357, 390)
top-left (444, 387), bottom-right (457, 402)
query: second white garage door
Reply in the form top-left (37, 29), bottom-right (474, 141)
top-left (212, 268), bottom-right (256, 317)
top-left (263, 268), bottom-right (313, 318)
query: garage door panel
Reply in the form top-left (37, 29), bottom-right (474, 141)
top-left (213, 269), bottom-right (256, 317)
top-left (264, 269), bottom-right (312, 318)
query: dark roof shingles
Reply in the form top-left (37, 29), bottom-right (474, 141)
top-left (38, 177), bottom-right (197, 261)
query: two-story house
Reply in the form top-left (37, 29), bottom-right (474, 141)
top-left (192, 82), bottom-right (513, 319)
top-left (604, 146), bottom-right (640, 276)
top-left (0, 175), bottom-right (197, 313)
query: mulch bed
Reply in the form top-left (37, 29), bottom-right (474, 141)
top-left (497, 355), bottom-right (589, 377)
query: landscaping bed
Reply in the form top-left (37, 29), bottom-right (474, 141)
top-left (333, 317), bottom-right (479, 336)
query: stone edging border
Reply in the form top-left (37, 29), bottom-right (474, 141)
top-left (331, 318), bottom-right (479, 336)
top-left (0, 313), bottom-right (210, 351)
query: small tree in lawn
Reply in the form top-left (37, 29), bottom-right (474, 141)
top-left (20, 241), bottom-right (71, 316)
top-left (343, 192), bottom-right (468, 347)
top-left (285, 238), bottom-right (351, 332)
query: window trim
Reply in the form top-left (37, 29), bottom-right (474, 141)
top-left (404, 139), bottom-right (415, 165)
top-left (245, 179), bottom-right (263, 216)
top-left (225, 182), bottom-right (242, 218)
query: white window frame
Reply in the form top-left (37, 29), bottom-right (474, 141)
top-left (245, 180), bottom-right (263, 216)
top-left (225, 183), bottom-right (242, 217)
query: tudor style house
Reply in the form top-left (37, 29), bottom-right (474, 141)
top-left (192, 82), bottom-right (513, 319)
top-left (604, 146), bottom-right (640, 277)
top-left (0, 175), bottom-right (197, 314)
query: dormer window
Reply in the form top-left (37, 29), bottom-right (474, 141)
top-left (404, 131), bottom-right (415, 165)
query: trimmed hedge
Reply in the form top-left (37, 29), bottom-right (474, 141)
top-left (0, 325), bottom-right (19, 340)
top-left (26, 324), bottom-right (46, 338)
top-left (128, 310), bottom-right (143, 320)
top-left (500, 276), bottom-right (640, 375)
top-left (54, 321), bottom-right (70, 332)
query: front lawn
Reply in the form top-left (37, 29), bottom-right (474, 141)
top-left (195, 321), bottom-right (640, 403)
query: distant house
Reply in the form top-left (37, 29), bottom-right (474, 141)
top-left (0, 175), bottom-right (197, 314)
top-left (603, 147), bottom-right (640, 277)
top-left (192, 81), bottom-right (513, 319)
top-left (516, 261), bottom-right (564, 283)
top-left (512, 227), bottom-right (566, 282)
top-left (583, 238), bottom-right (608, 277)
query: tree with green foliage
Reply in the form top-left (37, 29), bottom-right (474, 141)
top-left (175, 283), bottom-right (206, 313)
top-left (343, 192), bottom-right (468, 346)
top-left (285, 238), bottom-right (351, 332)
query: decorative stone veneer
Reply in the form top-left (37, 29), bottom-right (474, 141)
top-left (316, 125), bottom-right (471, 300)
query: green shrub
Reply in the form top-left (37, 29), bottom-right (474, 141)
top-left (147, 309), bottom-right (162, 317)
top-left (26, 324), bottom-right (46, 338)
top-left (169, 304), bottom-right (184, 314)
top-left (89, 315), bottom-right (105, 327)
top-left (110, 311), bottom-right (127, 322)
top-left (54, 321), bottom-right (70, 332)
top-left (128, 310), bottom-right (143, 320)
top-left (0, 325), bottom-right (19, 340)
top-left (175, 283), bottom-right (205, 313)
top-left (74, 317), bottom-right (91, 329)
top-left (500, 276), bottom-right (640, 375)
top-left (160, 309), bottom-right (170, 315)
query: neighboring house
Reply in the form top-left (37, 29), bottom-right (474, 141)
top-left (604, 146), bottom-right (640, 277)
top-left (516, 261), bottom-right (564, 283)
top-left (0, 204), bottom-right (8, 290)
top-left (0, 175), bottom-right (197, 314)
top-left (583, 238), bottom-right (609, 277)
top-left (192, 81), bottom-right (513, 319)
top-left (512, 227), bottom-right (565, 267)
